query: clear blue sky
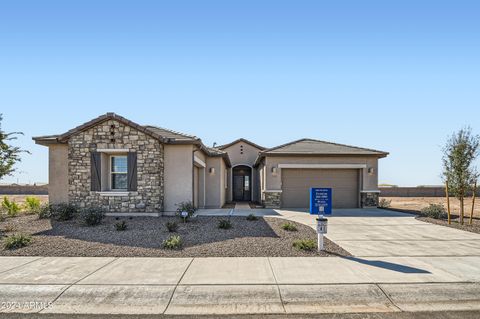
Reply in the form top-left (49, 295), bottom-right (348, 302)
top-left (1, 0), bottom-right (479, 186)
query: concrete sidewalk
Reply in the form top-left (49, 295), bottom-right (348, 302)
top-left (1, 256), bottom-right (480, 315)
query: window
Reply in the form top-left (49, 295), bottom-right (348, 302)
top-left (111, 156), bottom-right (128, 190)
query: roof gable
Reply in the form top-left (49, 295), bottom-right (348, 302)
top-left (218, 138), bottom-right (266, 151)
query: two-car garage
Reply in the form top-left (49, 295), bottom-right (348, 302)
top-left (255, 139), bottom-right (388, 209)
top-left (281, 168), bottom-right (360, 208)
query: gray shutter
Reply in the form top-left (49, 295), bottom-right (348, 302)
top-left (90, 152), bottom-right (101, 191)
top-left (127, 152), bottom-right (137, 191)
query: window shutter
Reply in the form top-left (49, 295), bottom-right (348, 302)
top-left (90, 152), bottom-right (101, 191)
top-left (127, 152), bottom-right (138, 191)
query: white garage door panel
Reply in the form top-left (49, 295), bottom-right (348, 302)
top-left (281, 169), bottom-right (359, 208)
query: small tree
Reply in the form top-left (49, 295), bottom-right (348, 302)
top-left (0, 114), bottom-right (27, 180)
top-left (442, 127), bottom-right (480, 225)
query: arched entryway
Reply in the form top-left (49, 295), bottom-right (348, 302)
top-left (232, 165), bottom-right (252, 201)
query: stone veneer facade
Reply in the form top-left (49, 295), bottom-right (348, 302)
top-left (263, 191), bottom-right (281, 208)
top-left (68, 119), bottom-right (164, 213)
top-left (360, 191), bottom-right (379, 208)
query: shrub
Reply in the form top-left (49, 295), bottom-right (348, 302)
top-left (218, 219), bottom-right (232, 229)
top-left (163, 235), bottom-right (182, 250)
top-left (82, 207), bottom-right (105, 226)
top-left (24, 196), bottom-right (41, 214)
top-left (115, 221), bottom-right (127, 231)
top-left (175, 201), bottom-right (196, 221)
top-left (4, 234), bottom-right (32, 250)
top-left (378, 198), bottom-right (392, 208)
top-left (421, 204), bottom-right (447, 219)
top-left (38, 204), bottom-right (52, 219)
top-left (51, 203), bottom-right (78, 221)
top-left (166, 221), bottom-right (178, 232)
top-left (1, 197), bottom-right (21, 217)
top-left (281, 222), bottom-right (298, 231)
top-left (246, 214), bottom-right (258, 221)
top-left (293, 239), bottom-right (317, 251)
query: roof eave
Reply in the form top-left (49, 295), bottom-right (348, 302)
top-left (32, 136), bottom-right (64, 146)
top-left (261, 152), bottom-right (388, 157)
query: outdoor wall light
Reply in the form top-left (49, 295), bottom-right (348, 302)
top-left (209, 167), bottom-right (215, 174)
top-left (368, 167), bottom-right (374, 175)
top-left (271, 167), bottom-right (277, 175)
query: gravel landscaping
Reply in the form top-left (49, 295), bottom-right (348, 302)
top-left (0, 215), bottom-right (350, 257)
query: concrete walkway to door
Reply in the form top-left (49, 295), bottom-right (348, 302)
top-left (234, 202), bottom-right (251, 210)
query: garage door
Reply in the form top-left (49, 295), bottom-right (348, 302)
top-left (281, 169), bottom-right (359, 208)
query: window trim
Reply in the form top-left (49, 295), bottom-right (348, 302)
top-left (110, 155), bottom-right (128, 191)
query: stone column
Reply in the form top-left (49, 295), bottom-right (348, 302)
top-left (264, 191), bottom-right (282, 208)
top-left (360, 191), bottom-right (380, 208)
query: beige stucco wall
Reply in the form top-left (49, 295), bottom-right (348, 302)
top-left (164, 144), bottom-right (194, 212)
top-left (48, 144), bottom-right (69, 204)
top-left (205, 157), bottom-right (223, 208)
top-left (193, 166), bottom-right (199, 208)
top-left (257, 161), bottom-right (266, 201)
top-left (219, 159), bottom-right (227, 207)
top-left (193, 149), bottom-right (207, 208)
top-left (264, 156), bottom-right (379, 191)
top-left (222, 141), bottom-right (262, 202)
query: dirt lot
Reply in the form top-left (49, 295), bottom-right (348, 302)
top-left (0, 214), bottom-right (350, 257)
top-left (0, 195), bottom-right (48, 205)
top-left (382, 196), bottom-right (480, 217)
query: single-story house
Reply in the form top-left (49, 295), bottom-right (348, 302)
top-left (33, 113), bottom-right (388, 214)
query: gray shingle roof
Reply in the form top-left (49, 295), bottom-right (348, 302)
top-left (262, 138), bottom-right (388, 156)
top-left (144, 125), bottom-right (199, 143)
top-left (32, 112), bottom-right (232, 166)
top-left (253, 138), bottom-right (388, 166)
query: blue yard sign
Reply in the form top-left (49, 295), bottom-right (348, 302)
top-left (309, 188), bottom-right (332, 215)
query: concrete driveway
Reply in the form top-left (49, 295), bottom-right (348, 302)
top-left (271, 208), bottom-right (480, 257)
top-left (198, 207), bottom-right (480, 258)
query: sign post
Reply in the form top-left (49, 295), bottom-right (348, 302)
top-left (310, 188), bottom-right (332, 252)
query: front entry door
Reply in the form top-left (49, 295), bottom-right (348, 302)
top-left (233, 175), bottom-right (251, 201)
top-left (233, 165), bottom-right (252, 201)
top-left (233, 176), bottom-right (245, 201)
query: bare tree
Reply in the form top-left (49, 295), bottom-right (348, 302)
top-left (442, 127), bottom-right (480, 225)
top-left (0, 114), bottom-right (28, 180)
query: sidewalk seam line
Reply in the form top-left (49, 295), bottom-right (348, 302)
top-left (267, 257), bottom-right (286, 314)
top-left (0, 256), bottom-right (44, 275)
top-left (376, 283), bottom-right (402, 312)
top-left (163, 257), bottom-right (195, 314)
top-left (38, 257), bottom-right (119, 313)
